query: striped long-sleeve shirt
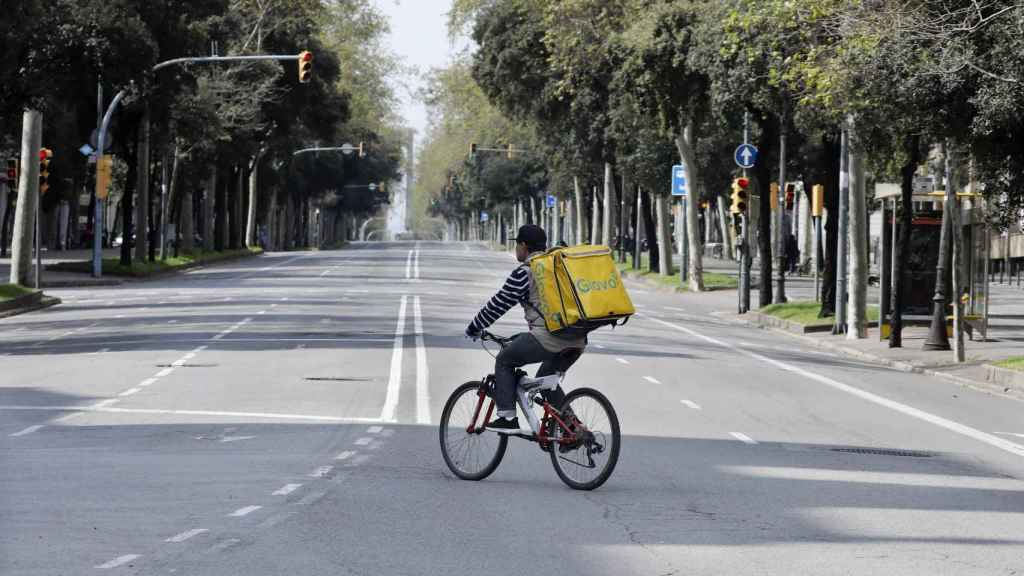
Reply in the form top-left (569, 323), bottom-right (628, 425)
top-left (470, 265), bottom-right (530, 332)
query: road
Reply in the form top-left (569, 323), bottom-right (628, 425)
top-left (2, 241), bottom-right (1024, 575)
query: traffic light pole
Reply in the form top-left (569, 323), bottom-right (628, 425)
top-left (93, 90), bottom-right (127, 277)
top-left (151, 54), bottom-right (305, 71)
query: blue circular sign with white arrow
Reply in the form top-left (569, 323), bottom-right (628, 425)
top-left (734, 144), bottom-right (758, 169)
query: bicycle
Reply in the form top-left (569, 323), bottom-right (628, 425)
top-left (439, 331), bottom-right (620, 490)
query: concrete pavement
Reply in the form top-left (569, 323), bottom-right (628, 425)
top-left (2, 242), bottom-right (1024, 575)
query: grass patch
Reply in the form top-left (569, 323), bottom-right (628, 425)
top-left (0, 283), bottom-right (36, 302)
top-left (48, 248), bottom-right (263, 277)
top-left (760, 300), bottom-right (880, 327)
top-left (993, 357), bottom-right (1024, 371)
top-left (616, 257), bottom-right (739, 291)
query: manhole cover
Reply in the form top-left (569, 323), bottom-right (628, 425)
top-left (830, 447), bottom-right (933, 458)
top-left (304, 377), bottom-right (374, 382)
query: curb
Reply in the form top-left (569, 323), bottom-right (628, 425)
top-left (747, 311), bottom-right (879, 334)
top-left (621, 269), bottom-right (686, 294)
top-left (724, 310), bottom-right (1024, 402)
top-left (44, 250), bottom-right (264, 284)
top-left (983, 365), bottom-right (1024, 395)
top-left (42, 278), bottom-right (123, 288)
top-left (0, 294), bottom-right (61, 319)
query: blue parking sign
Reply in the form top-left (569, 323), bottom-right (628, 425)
top-left (671, 165), bottom-right (688, 197)
top-left (546, 194), bottom-right (556, 208)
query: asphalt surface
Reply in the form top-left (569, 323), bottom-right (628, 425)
top-left (2, 241), bottom-right (1024, 575)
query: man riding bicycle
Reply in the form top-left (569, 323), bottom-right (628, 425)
top-left (465, 224), bottom-right (586, 433)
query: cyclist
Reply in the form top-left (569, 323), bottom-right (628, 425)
top-left (465, 224), bottom-right (586, 433)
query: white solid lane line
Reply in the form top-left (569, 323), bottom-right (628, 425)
top-left (380, 296), bottom-right (408, 422)
top-left (10, 425), bottom-right (44, 437)
top-left (165, 528), bottom-right (209, 543)
top-left (644, 314), bottom-right (1024, 459)
top-left (228, 505), bottom-right (262, 517)
top-left (118, 388), bottom-right (142, 397)
top-left (730, 432), bottom-right (758, 445)
top-left (272, 484), bottom-right (302, 496)
top-left (405, 250), bottom-right (414, 279)
top-left (414, 248), bottom-right (421, 280)
top-left (154, 368), bottom-right (174, 378)
top-left (138, 378), bottom-right (158, 387)
top-left (643, 376), bottom-right (661, 385)
top-left (414, 296), bottom-right (431, 425)
top-left (0, 405), bottom-right (382, 423)
top-left (680, 400), bottom-right (702, 410)
top-left (95, 554), bottom-right (141, 569)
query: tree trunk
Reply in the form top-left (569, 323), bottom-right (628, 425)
top-left (246, 153), bottom-right (262, 247)
top-left (134, 105), bottom-right (150, 263)
top-left (774, 112), bottom-right (789, 304)
top-left (655, 194), bottom-right (673, 276)
top-left (203, 169), bottom-right (216, 252)
top-left (602, 162), bottom-right (613, 246)
top-left (215, 166), bottom-right (226, 251)
top-left (819, 133), bottom-right (841, 317)
top-left (846, 118), bottom-right (868, 339)
top-left (574, 176), bottom-right (585, 243)
top-left (181, 183), bottom-right (194, 253)
top-left (590, 187), bottom-right (600, 245)
top-left (119, 137), bottom-right (137, 266)
top-left (675, 124), bottom-right (705, 291)
top-left (0, 182), bottom-right (8, 257)
top-left (10, 110), bottom-right (42, 286)
top-left (642, 188), bottom-right (659, 273)
top-left (717, 195), bottom-right (734, 260)
top-left (753, 117), bottom-right (778, 306)
top-left (619, 173), bottom-right (630, 262)
top-left (890, 134), bottom-right (921, 347)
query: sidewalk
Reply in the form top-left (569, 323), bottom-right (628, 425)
top-left (647, 255), bottom-right (1024, 400)
top-left (0, 248), bottom-right (123, 287)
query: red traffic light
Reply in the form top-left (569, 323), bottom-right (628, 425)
top-left (298, 50), bottom-right (313, 83)
top-left (736, 177), bottom-right (749, 189)
top-left (39, 148), bottom-right (53, 161)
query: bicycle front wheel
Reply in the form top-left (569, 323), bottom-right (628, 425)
top-left (549, 387), bottom-right (620, 490)
top-left (440, 381), bottom-right (508, 481)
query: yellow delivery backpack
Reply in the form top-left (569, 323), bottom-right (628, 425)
top-left (528, 244), bottom-right (635, 337)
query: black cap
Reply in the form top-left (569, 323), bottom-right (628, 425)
top-left (515, 224), bottom-right (547, 251)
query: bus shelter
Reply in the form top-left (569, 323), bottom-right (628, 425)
top-left (876, 184), bottom-right (989, 342)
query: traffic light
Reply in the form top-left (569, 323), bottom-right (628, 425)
top-left (812, 184), bottom-right (824, 217)
top-left (358, 141), bottom-right (365, 158)
top-left (96, 154), bottom-right (113, 200)
top-left (769, 182), bottom-right (779, 211)
top-left (379, 182), bottom-right (386, 194)
top-left (730, 177), bottom-right (750, 214)
top-left (469, 142), bottom-right (477, 158)
top-left (38, 148), bottom-right (53, 194)
top-left (297, 50), bottom-right (313, 83)
top-left (6, 158), bottom-right (17, 188)
top-left (507, 143), bottom-right (514, 159)
top-left (784, 183), bottom-right (795, 211)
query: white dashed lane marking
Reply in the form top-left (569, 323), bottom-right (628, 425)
top-left (680, 400), bottom-right (702, 410)
top-left (95, 554), bottom-right (141, 569)
top-left (335, 451), bottom-right (356, 461)
top-left (228, 505), bottom-right (262, 517)
top-left (616, 358), bottom-right (630, 365)
top-left (730, 432), bottom-right (758, 445)
top-left (272, 483), bottom-right (302, 496)
top-left (367, 426), bottom-right (383, 434)
top-left (10, 425), bottom-right (44, 437)
top-left (165, 528), bottom-right (209, 543)
top-left (354, 437), bottom-right (372, 446)
top-left (309, 466), bottom-right (333, 478)
top-left (643, 376), bottom-right (661, 385)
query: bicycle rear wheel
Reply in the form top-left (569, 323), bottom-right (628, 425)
top-left (549, 387), bottom-right (620, 490)
top-left (440, 381), bottom-right (508, 481)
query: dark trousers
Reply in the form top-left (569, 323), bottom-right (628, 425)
top-left (493, 333), bottom-right (583, 415)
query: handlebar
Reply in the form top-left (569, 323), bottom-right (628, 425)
top-left (479, 330), bottom-right (512, 347)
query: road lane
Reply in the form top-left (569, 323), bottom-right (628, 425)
top-left (2, 242), bottom-right (1023, 575)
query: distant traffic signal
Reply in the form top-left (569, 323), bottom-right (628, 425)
top-left (358, 141), bottom-right (365, 158)
top-left (469, 143), bottom-right (477, 158)
top-left (6, 158), bottom-right (17, 188)
top-left (297, 50), bottom-right (313, 83)
top-left (812, 184), bottom-right (824, 217)
top-left (38, 148), bottom-right (53, 194)
top-left (769, 182), bottom-right (780, 211)
top-left (730, 177), bottom-right (749, 214)
top-left (507, 143), bottom-right (514, 159)
top-left (784, 183), bottom-right (795, 211)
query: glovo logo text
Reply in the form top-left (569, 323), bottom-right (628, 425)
top-left (575, 273), bottom-right (618, 294)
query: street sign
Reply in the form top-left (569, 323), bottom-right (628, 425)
top-left (79, 144), bottom-right (95, 157)
top-left (546, 194), bottom-right (556, 208)
top-left (671, 165), bottom-right (688, 197)
top-left (480, 211), bottom-right (489, 223)
top-left (734, 144), bottom-right (758, 169)
top-left (913, 176), bottom-right (935, 194)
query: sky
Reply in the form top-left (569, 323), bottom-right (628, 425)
top-left (373, 0), bottom-right (466, 146)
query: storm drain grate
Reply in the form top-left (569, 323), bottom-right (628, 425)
top-left (304, 377), bottom-right (374, 382)
top-left (830, 447), bottom-right (934, 458)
